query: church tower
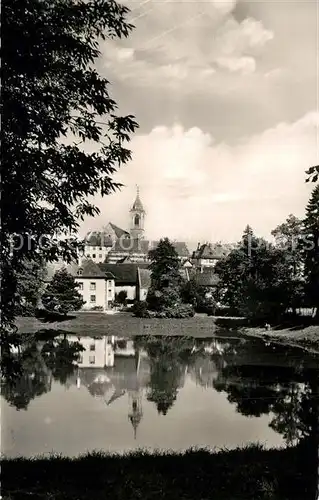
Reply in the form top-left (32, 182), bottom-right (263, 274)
top-left (130, 186), bottom-right (145, 240)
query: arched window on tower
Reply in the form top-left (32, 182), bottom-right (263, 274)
top-left (134, 214), bottom-right (140, 227)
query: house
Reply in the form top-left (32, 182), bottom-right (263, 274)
top-left (98, 263), bottom-right (150, 302)
top-left (82, 223), bottom-right (130, 264)
top-left (45, 259), bottom-right (116, 311)
top-left (63, 334), bottom-right (115, 368)
top-left (75, 260), bottom-right (116, 310)
top-left (192, 242), bottom-right (232, 270)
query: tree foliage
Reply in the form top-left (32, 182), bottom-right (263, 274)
top-left (302, 185), bottom-right (319, 311)
top-left (42, 268), bottom-right (84, 314)
top-left (147, 238), bottom-right (184, 311)
top-left (215, 227), bottom-right (303, 322)
top-left (2, 0), bottom-right (138, 341)
top-left (15, 260), bottom-right (47, 316)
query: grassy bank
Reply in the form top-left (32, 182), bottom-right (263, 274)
top-left (242, 325), bottom-right (319, 352)
top-left (1, 444), bottom-right (316, 500)
top-left (16, 313), bottom-right (319, 352)
top-left (16, 313), bottom-right (218, 337)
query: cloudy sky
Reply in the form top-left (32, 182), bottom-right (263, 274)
top-left (79, 0), bottom-right (317, 243)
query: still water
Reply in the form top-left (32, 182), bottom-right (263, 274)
top-left (1, 333), bottom-right (318, 457)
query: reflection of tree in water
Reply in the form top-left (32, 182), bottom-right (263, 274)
top-left (1, 334), bottom-right (84, 410)
top-left (135, 336), bottom-right (198, 415)
top-left (41, 337), bottom-right (83, 385)
top-left (212, 339), bottom-right (319, 498)
top-left (1, 342), bottom-right (51, 410)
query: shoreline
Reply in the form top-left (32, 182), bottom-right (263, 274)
top-left (15, 313), bottom-right (319, 353)
top-left (241, 325), bottom-right (319, 354)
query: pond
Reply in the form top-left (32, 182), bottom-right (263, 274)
top-left (1, 332), bottom-right (318, 458)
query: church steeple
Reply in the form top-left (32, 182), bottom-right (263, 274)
top-left (130, 185), bottom-right (145, 240)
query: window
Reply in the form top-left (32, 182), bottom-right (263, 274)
top-left (90, 282), bottom-right (96, 291)
top-left (92, 247), bottom-right (96, 250)
top-left (90, 343), bottom-right (95, 351)
top-left (78, 354), bottom-right (83, 363)
top-left (92, 254), bottom-right (96, 258)
top-left (78, 282), bottom-right (83, 290)
top-left (99, 254), bottom-right (102, 259)
top-left (77, 268), bottom-right (83, 276)
top-left (89, 355), bottom-right (95, 365)
top-left (108, 280), bottom-right (113, 286)
top-left (86, 255), bottom-right (90, 258)
top-left (134, 214), bottom-right (140, 227)
top-left (90, 295), bottom-right (96, 303)
top-left (99, 247), bottom-right (102, 250)
top-left (108, 289), bottom-right (112, 294)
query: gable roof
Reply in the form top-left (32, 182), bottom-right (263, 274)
top-left (109, 238), bottom-right (150, 255)
top-left (109, 223), bottom-right (130, 239)
top-left (76, 259), bottom-right (108, 278)
top-left (99, 263), bottom-right (149, 284)
top-left (192, 243), bottom-right (230, 260)
top-left (85, 232), bottom-right (114, 247)
top-left (151, 241), bottom-right (190, 257)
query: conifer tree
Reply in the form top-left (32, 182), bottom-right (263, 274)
top-left (147, 238), bottom-right (183, 311)
top-left (42, 269), bottom-right (84, 315)
top-left (303, 185), bottom-right (319, 313)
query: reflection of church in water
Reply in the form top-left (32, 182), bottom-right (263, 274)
top-left (73, 336), bottom-right (148, 439)
top-left (70, 335), bottom-right (227, 438)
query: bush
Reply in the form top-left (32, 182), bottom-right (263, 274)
top-left (90, 305), bottom-right (104, 311)
top-left (134, 302), bottom-right (195, 319)
top-left (132, 301), bottom-right (148, 317)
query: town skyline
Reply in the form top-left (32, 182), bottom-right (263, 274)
top-left (77, 0), bottom-right (316, 243)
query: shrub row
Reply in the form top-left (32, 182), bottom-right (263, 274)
top-left (133, 302), bottom-right (195, 318)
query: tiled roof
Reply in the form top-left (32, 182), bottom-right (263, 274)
top-left (84, 223), bottom-right (130, 247)
top-left (109, 238), bottom-right (150, 255)
top-left (76, 259), bottom-right (109, 278)
top-left (192, 243), bottom-right (230, 260)
top-left (85, 232), bottom-right (114, 247)
top-left (151, 241), bottom-right (190, 257)
top-left (99, 263), bottom-right (149, 284)
top-left (46, 259), bottom-right (117, 280)
top-left (109, 223), bottom-right (130, 239)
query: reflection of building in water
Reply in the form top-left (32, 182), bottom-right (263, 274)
top-left (190, 355), bottom-right (219, 389)
top-left (106, 348), bottom-right (149, 438)
top-left (189, 340), bottom-right (226, 388)
top-left (64, 335), bottom-right (115, 368)
top-left (128, 389), bottom-right (143, 439)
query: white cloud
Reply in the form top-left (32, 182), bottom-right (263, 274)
top-left (101, 2), bottom-right (274, 87)
top-left (80, 111), bottom-right (317, 243)
top-left (216, 56), bottom-right (256, 74)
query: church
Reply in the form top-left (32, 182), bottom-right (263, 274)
top-left (83, 187), bottom-right (190, 264)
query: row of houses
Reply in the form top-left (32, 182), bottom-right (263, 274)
top-left (46, 258), bottom-right (220, 311)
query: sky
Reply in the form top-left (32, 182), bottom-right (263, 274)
top-left (78, 0), bottom-right (318, 243)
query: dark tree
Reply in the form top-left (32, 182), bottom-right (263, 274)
top-left (147, 238), bottom-right (183, 311)
top-left (1, 0), bottom-right (138, 353)
top-left (302, 185), bottom-right (319, 315)
top-left (215, 226), bottom-right (303, 322)
top-left (42, 268), bottom-right (84, 315)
